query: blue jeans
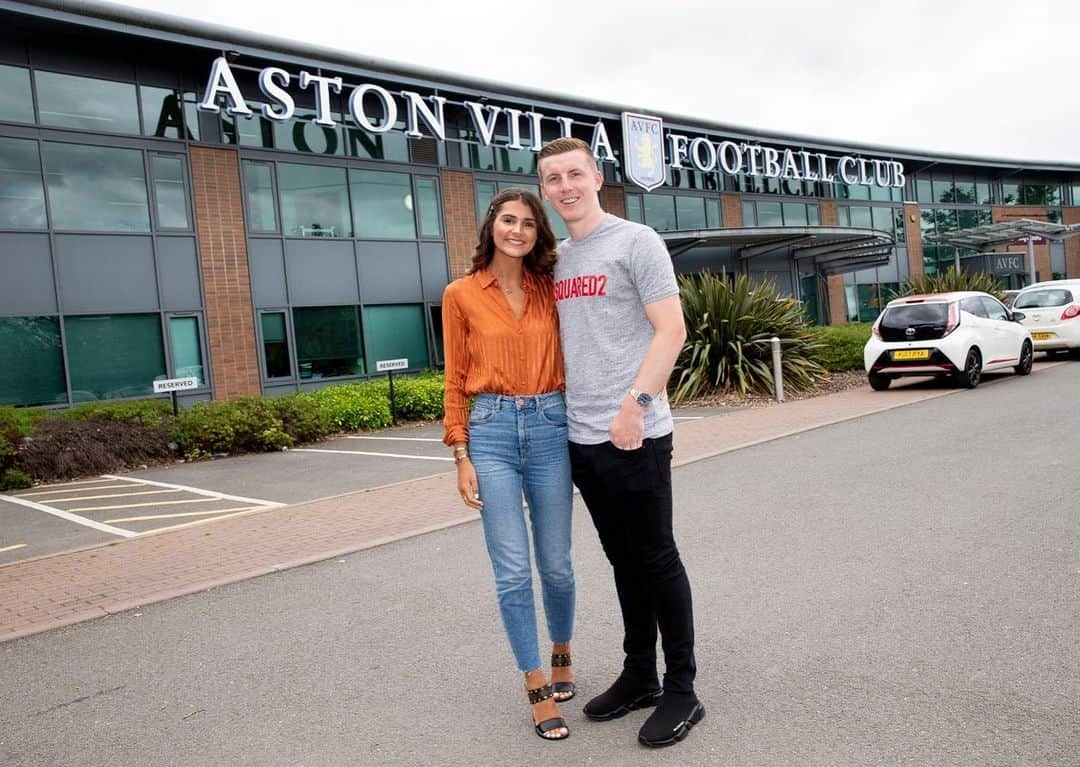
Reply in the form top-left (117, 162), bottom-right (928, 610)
top-left (469, 391), bottom-right (575, 672)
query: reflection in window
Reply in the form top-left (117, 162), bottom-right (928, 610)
top-left (363, 304), bottom-right (429, 372)
top-left (705, 199), bottom-right (721, 228)
top-left (278, 163), bottom-right (350, 237)
top-left (0, 64), bottom-right (34, 124)
top-left (274, 109), bottom-right (345, 155)
top-left (346, 120), bottom-right (410, 162)
top-left (151, 155), bottom-right (190, 229)
top-left (351, 169), bottom-right (416, 239)
top-left (44, 142), bottom-right (150, 232)
top-left (261, 311), bottom-right (291, 378)
top-left (243, 162), bottom-right (278, 232)
top-left (643, 194), bottom-right (677, 231)
top-left (65, 314), bottom-right (166, 400)
top-left (293, 306), bottom-right (363, 378)
top-left (782, 202), bottom-right (808, 227)
top-left (428, 303), bottom-right (444, 365)
top-left (169, 316), bottom-right (204, 385)
top-left (141, 86), bottom-right (199, 140)
top-left (675, 196), bottom-right (707, 229)
top-left (625, 194), bottom-right (643, 224)
top-left (0, 317), bottom-right (66, 406)
top-left (36, 71), bottom-right (140, 134)
top-left (756, 201), bottom-right (782, 227)
top-left (0, 137), bottom-right (47, 228)
top-left (414, 177), bottom-right (442, 237)
top-left (222, 99), bottom-right (273, 147)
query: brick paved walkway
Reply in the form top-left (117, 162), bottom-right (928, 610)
top-left (0, 385), bottom-right (955, 644)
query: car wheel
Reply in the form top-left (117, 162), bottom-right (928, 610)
top-left (954, 348), bottom-right (981, 389)
top-left (868, 372), bottom-right (892, 391)
top-left (1069, 348), bottom-right (1080, 360)
top-left (1014, 341), bottom-right (1033, 375)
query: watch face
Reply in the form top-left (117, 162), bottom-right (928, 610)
top-left (635, 392), bottom-right (652, 406)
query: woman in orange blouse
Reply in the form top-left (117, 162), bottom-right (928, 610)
top-left (442, 188), bottom-right (575, 741)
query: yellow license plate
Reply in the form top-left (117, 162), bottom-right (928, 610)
top-left (892, 349), bottom-right (930, 361)
top-left (1032, 332), bottom-right (1054, 341)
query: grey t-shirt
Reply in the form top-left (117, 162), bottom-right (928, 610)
top-left (554, 214), bottom-right (679, 445)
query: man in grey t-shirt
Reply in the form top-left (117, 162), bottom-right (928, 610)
top-left (539, 137), bottom-right (703, 748)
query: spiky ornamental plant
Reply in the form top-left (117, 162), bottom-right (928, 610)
top-left (895, 267), bottom-right (1006, 302)
top-left (670, 270), bottom-right (828, 402)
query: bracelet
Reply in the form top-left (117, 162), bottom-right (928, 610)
top-left (454, 452), bottom-right (470, 463)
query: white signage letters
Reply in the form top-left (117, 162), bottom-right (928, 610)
top-left (198, 57), bottom-right (906, 191)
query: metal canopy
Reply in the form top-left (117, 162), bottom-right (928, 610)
top-left (928, 218), bottom-right (1080, 250)
top-left (660, 226), bottom-right (894, 276)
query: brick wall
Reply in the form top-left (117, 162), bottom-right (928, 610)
top-left (440, 169), bottom-right (477, 281)
top-left (189, 146), bottom-right (261, 400)
top-left (826, 274), bottom-right (848, 325)
top-left (720, 194), bottom-right (743, 227)
top-left (819, 200), bottom-right (839, 227)
top-left (600, 184), bottom-right (626, 218)
top-left (1064, 207), bottom-right (1080, 277)
top-left (903, 203), bottom-right (924, 278)
top-left (992, 205), bottom-right (1051, 281)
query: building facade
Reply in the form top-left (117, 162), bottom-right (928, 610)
top-left (3, 0), bottom-right (1080, 408)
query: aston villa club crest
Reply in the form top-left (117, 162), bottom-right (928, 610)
top-left (621, 112), bottom-right (666, 191)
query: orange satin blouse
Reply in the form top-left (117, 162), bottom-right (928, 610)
top-left (441, 267), bottom-right (565, 446)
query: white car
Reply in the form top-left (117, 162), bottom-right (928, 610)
top-left (864, 291), bottom-right (1033, 390)
top-left (1011, 279), bottom-right (1080, 356)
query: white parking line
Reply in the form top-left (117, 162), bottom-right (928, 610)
top-left (104, 506), bottom-right (261, 524)
top-left (18, 483), bottom-right (130, 497)
top-left (672, 416), bottom-right (705, 421)
top-left (346, 436), bottom-right (443, 442)
top-left (101, 475), bottom-right (284, 507)
top-left (0, 494), bottom-right (136, 538)
top-left (292, 448), bottom-right (453, 461)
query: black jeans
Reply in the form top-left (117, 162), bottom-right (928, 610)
top-left (569, 433), bottom-right (696, 693)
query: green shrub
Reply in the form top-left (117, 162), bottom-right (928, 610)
top-left (896, 268), bottom-right (1006, 302)
top-left (808, 323), bottom-right (873, 372)
top-left (671, 270), bottom-right (827, 401)
top-left (0, 405), bottom-right (36, 443)
top-left (388, 372), bottom-right (445, 422)
top-left (174, 397), bottom-right (291, 457)
top-left (307, 382), bottom-right (393, 431)
top-left (274, 394), bottom-right (334, 444)
top-left (1, 468), bottom-right (33, 491)
top-left (57, 398), bottom-right (174, 428)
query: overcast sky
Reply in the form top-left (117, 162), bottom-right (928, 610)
top-left (109, 0), bottom-right (1080, 164)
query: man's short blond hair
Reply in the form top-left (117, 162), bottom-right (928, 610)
top-left (538, 137), bottom-right (598, 170)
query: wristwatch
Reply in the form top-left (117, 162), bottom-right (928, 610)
top-left (628, 388), bottom-right (653, 408)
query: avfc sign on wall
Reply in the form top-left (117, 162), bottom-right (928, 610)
top-left (622, 113), bottom-right (666, 192)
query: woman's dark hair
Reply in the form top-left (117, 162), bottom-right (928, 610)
top-left (470, 187), bottom-right (558, 276)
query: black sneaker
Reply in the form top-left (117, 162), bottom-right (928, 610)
top-left (637, 691), bottom-right (705, 748)
top-left (583, 675), bottom-right (663, 721)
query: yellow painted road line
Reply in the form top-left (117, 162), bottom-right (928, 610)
top-left (101, 474), bottom-right (283, 507)
top-left (49, 489), bottom-right (181, 503)
top-left (68, 497), bottom-right (220, 513)
top-left (105, 506), bottom-right (263, 524)
top-left (142, 507), bottom-right (275, 534)
top-left (0, 543), bottom-right (28, 554)
top-left (292, 448), bottom-right (453, 461)
top-left (0, 494), bottom-right (136, 538)
top-left (18, 482), bottom-right (131, 496)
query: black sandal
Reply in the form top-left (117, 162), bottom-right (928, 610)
top-left (527, 683), bottom-right (569, 741)
top-left (551, 652), bottom-right (576, 702)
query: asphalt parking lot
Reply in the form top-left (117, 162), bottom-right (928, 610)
top-left (0, 407), bottom-right (737, 566)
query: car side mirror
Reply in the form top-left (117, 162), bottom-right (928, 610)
top-left (1011, 311), bottom-right (1026, 321)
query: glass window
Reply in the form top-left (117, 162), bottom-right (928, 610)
top-left (65, 314), bottom-right (166, 400)
top-left (36, 71), bottom-right (139, 134)
top-left (782, 202), bottom-right (808, 226)
top-left (847, 183), bottom-right (870, 201)
top-left (1014, 288), bottom-right (1073, 309)
top-left (44, 142), bottom-right (150, 232)
top-left (933, 174), bottom-right (955, 203)
top-left (261, 311), bottom-right (292, 378)
top-left (936, 208), bottom-right (958, 236)
top-left (871, 206), bottom-right (894, 237)
top-left (757, 201), bottom-right (782, 227)
top-left (243, 161), bottom-right (278, 233)
top-left (705, 198), bottom-right (721, 228)
top-left (474, 181), bottom-right (497, 225)
top-left (278, 162), bottom-right (350, 238)
top-left (807, 204), bottom-right (820, 226)
top-left (169, 316), bottom-right (204, 385)
top-left (346, 121), bottom-right (410, 162)
top-left (643, 194), bottom-right (677, 231)
top-left (893, 209), bottom-right (906, 243)
top-left (140, 86), bottom-right (199, 140)
top-left (837, 206), bottom-right (850, 227)
top-left (849, 206), bottom-right (872, 229)
top-left (1002, 183), bottom-right (1019, 205)
top-left (976, 182), bottom-right (992, 205)
top-left (981, 297), bottom-right (1008, 321)
top-left (274, 108), bottom-right (345, 156)
top-left (0, 136), bottom-right (46, 228)
top-left (915, 176), bottom-right (934, 204)
top-left (625, 194), bottom-right (643, 224)
top-left (869, 184), bottom-right (892, 202)
top-left (0, 64), bottom-right (34, 124)
top-left (675, 196), bottom-right (707, 229)
top-left (0, 317), bottom-right (66, 406)
top-left (293, 306), bottom-right (363, 378)
top-left (742, 201), bottom-right (756, 227)
top-left (428, 304), bottom-right (444, 365)
top-left (351, 169), bottom-right (417, 240)
top-left (363, 304), bottom-right (429, 372)
top-left (954, 179), bottom-right (976, 204)
top-left (150, 154), bottom-right (190, 229)
top-left (414, 177), bottom-right (442, 238)
top-left (222, 101), bottom-right (273, 147)
top-left (957, 209), bottom-right (979, 230)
